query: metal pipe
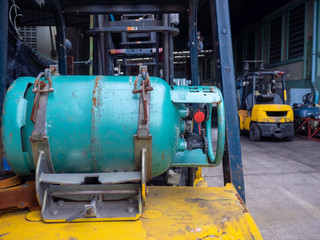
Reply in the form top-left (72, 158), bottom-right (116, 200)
top-left (98, 15), bottom-right (106, 75)
top-left (205, 93), bottom-right (225, 166)
top-left (312, 0), bottom-right (319, 104)
top-left (51, 190), bottom-right (138, 196)
top-left (163, 14), bottom-right (169, 82)
top-left (169, 30), bottom-right (174, 85)
top-left (210, 0), bottom-right (218, 86)
top-left (89, 15), bottom-right (93, 75)
top-left (51, 0), bottom-right (67, 75)
top-left (189, 0), bottom-right (199, 86)
top-left (0, 0), bottom-right (8, 170)
top-left (282, 75), bottom-right (287, 104)
top-left (93, 15), bottom-right (102, 75)
top-left (252, 75), bottom-right (256, 107)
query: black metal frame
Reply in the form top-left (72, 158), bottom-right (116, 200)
top-left (241, 72), bottom-right (287, 110)
top-left (0, 0), bottom-right (8, 170)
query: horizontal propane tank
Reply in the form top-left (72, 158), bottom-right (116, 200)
top-left (2, 76), bottom-right (184, 177)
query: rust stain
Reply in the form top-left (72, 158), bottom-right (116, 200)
top-left (161, 151), bottom-right (165, 161)
top-left (0, 180), bottom-right (40, 213)
top-left (91, 76), bottom-right (101, 172)
top-left (235, 193), bottom-right (248, 213)
top-left (9, 132), bottom-right (12, 141)
top-left (92, 76), bottom-right (100, 107)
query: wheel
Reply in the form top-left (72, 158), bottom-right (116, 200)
top-left (284, 125), bottom-right (294, 141)
top-left (249, 123), bottom-right (261, 141)
top-left (240, 129), bottom-right (246, 136)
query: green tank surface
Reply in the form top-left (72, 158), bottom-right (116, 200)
top-left (2, 74), bottom-right (225, 182)
top-left (2, 76), bottom-right (183, 177)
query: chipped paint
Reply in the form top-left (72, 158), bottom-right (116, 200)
top-left (0, 184), bottom-right (262, 240)
top-left (91, 76), bottom-right (101, 172)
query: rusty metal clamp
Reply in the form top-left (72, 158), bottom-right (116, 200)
top-left (132, 67), bottom-right (153, 124)
top-left (133, 67), bottom-right (153, 180)
top-left (32, 67), bottom-right (55, 94)
top-left (30, 67), bottom-right (55, 123)
top-left (132, 67), bottom-right (153, 94)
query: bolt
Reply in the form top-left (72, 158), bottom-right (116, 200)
top-left (222, 29), bottom-right (227, 34)
top-left (20, 202), bottom-right (24, 205)
top-left (51, 210), bottom-right (58, 216)
top-left (128, 198), bottom-right (134, 204)
top-left (57, 200), bottom-right (64, 206)
top-left (127, 207), bottom-right (134, 213)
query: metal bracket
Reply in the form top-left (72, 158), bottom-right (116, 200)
top-left (134, 135), bottom-right (152, 181)
top-left (29, 81), bottom-right (55, 172)
top-left (133, 67), bottom-right (153, 180)
top-left (36, 145), bottom-right (149, 222)
top-left (35, 151), bottom-right (53, 206)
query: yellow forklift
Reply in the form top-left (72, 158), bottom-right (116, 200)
top-left (237, 61), bottom-right (294, 141)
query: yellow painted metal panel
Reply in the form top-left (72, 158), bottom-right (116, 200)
top-left (240, 104), bottom-right (294, 131)
top-left (0, 184), bottom-right (262, 240)
top-left (251, 104), bottom-right (294, 123)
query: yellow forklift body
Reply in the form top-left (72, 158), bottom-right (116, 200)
top-left (0, 184), bottom-right (262, 240)
top-left (239, 104), bottom-right (294, 131)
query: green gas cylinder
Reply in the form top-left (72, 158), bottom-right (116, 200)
top-left (2, 76), bottom-right (184, 177)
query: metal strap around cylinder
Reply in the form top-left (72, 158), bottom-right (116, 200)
top-left (205, 90), bottom-right (225, 166)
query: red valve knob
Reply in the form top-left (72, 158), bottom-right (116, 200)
top-left (194, 110), bottom-right (205, 123)
top-left (194, 110), bottom-right (205, 135)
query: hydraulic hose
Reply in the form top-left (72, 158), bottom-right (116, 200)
top-left (205, 90), bottom-right (225, 166)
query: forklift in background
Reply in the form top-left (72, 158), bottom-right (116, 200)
top-left (237, 61), bottom-right (294, 141)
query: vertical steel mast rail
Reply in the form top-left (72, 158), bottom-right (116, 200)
top-left (213, 0), bottom-right (245, 201)
top-left (0, 0), bottom-right (8, 170)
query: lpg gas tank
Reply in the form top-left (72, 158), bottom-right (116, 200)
top-left (2, 76), bottom-right (183, 177)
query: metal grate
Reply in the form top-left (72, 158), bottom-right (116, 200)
top-left (266, 111), bottom-right (288, 117)
top-left (19, 26), bottom-right (37, 50)
top-left (246, 31), bottom-right (256, 61)
top-left (269, 17), bottom-right (282, 64)
top-left (288, 4), bottom-right (305, 59)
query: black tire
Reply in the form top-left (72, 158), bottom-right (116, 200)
top-left (249, 123), bottom-right (262, 141)
top-left (284, 125), bottom-right (294, 141)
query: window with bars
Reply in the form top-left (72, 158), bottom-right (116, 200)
top-left (269, 17), bottom-right (282, 64)
top-left (288, 4), bottom-right (305, 59)
top-left (246, 31), bottom-right (256, 61)
top-left (236, 38), bottom-right (243, 71)
top-left (19, 26), bottom-right (37, 50)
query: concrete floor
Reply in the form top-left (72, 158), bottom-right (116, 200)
top-left (203, 136), bottom-right (320, 240)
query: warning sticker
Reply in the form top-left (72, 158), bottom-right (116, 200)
top-left (127, 27), bottom-right (138, 31)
